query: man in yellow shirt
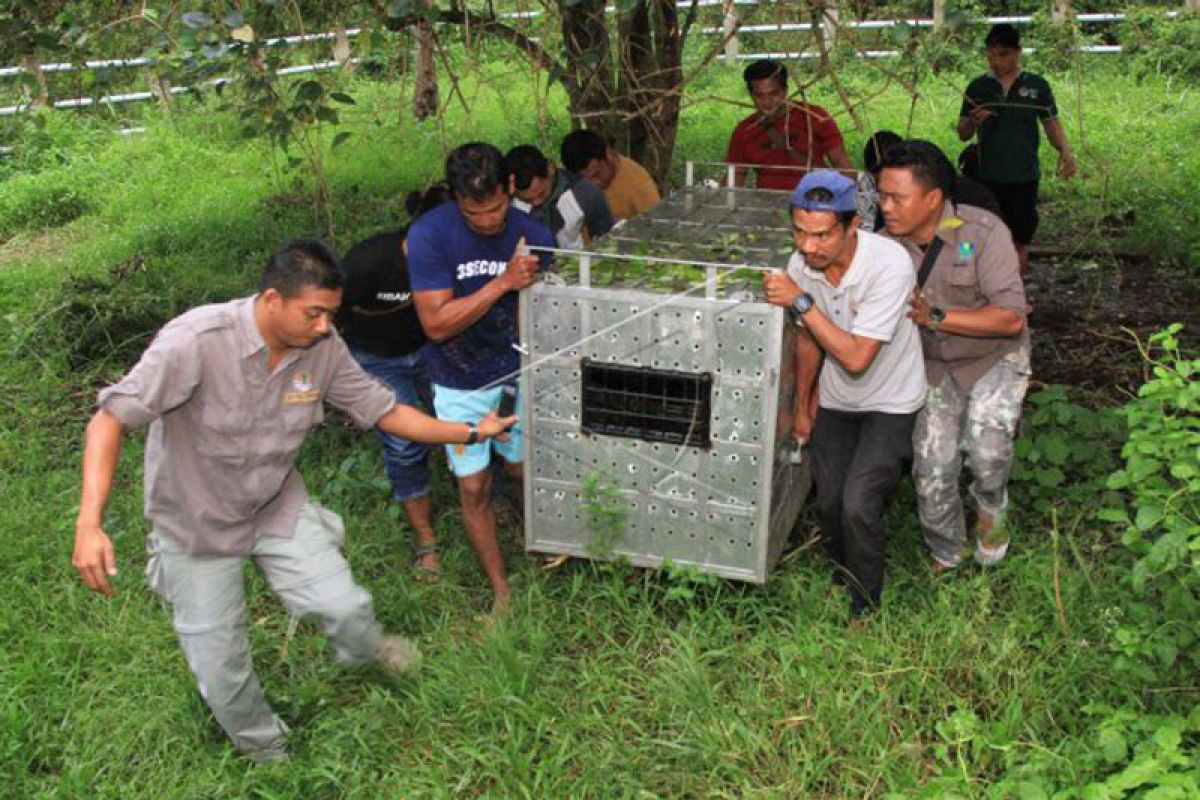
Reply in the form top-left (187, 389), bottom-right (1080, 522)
top-left (561, 130), bottom-right (660, 222)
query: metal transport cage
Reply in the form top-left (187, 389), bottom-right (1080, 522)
top-left (518, 164), bottom-right (811, 583)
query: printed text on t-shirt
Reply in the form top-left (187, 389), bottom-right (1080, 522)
top-left (457, 259), bottom-right (507, 280)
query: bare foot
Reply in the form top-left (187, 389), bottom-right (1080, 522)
top-left (931, 558), bottom-right (956, 577)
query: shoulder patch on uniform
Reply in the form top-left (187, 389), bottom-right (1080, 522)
top-left (955, 204), bottom-right (1003, 233)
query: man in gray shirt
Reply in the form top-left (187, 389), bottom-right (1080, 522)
top-left (764, 170), bottom-right (926, 618)
top-left (71, 240), bottom-right (514, 762)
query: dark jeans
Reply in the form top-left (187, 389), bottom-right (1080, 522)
top-left (811, 407), bottom-right (917, 616)
top-left (350, 349), bottom-right (433, 502)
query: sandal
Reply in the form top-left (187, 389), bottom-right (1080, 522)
top-left (973, 513), bottom-right (1010, 567)
top-left (412, 543), bottom-right (441, 584)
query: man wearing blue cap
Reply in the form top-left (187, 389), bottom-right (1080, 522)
top-left (764, 170), bottom-right (926, 618)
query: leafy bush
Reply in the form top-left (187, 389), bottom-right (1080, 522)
top-left (1121, 8), bottom-right (1200, 82)
top-left (1011, 385), bottom-right (1125, 515)
top-left (0, 172), bottom-right (91, 240)
top-left (1102, 325), bottom-right (1200, 592)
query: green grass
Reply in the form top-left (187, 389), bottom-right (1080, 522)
top-left (0, 49), bottom-right (1197, 798)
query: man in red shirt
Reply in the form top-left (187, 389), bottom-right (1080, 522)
top-left (726, 59), bottom-right (852, 191)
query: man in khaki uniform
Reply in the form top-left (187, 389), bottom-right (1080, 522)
top-left (71, 240), bottom-right (514, 762)
top-left (877, 140), bottom-right (1029, 571)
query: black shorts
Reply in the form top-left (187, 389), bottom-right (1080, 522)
top-left (983, 180), bottom-right (1039, 245)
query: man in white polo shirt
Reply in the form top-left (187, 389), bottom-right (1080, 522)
top-left (764, 170), bottom-right (926, 618)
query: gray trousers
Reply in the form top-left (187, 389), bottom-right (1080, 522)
top-left (913, 345), bottom-right (1031, 567)
top-left (145, 503), bottom-right (382, 760)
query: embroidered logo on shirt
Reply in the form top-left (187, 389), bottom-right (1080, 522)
top-left (958, 241), bottom-right (977, 261)
top-left (284, 368), bottom-right (320, 404)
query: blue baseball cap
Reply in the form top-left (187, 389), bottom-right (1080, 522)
top-left (791, 169), bottom-right (857, 213)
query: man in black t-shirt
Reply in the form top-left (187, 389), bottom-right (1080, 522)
top-left (336, 185), bottom-right (451, 582)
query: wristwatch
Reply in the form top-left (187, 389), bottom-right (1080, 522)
top-left (792, 292), bottom-right (815, 315)
top-left (928, 307), bottom-right (947, 330)
top-left (464, 424), bottom-right (479, 446)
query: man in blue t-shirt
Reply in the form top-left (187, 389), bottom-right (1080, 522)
top-left (407, 142), bottom-right (555, 616)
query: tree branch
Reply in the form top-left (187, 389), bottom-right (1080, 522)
top-left (385, 7), bottom-right (575, 97)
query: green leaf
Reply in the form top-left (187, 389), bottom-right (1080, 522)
top-left (1040, 434), bottom-right (1071, 466)
top-left (1135, 504), bottom-right (1164, 531)
top-left (1035, 467), bottom-right (1065, 488)
top-left (295, 80), bottom-right (324, 102)
top-left (387, 0), bottom-right (416, 17)
top-left (890, 22), bottom-right (914, 46)
top-left (1097, 508), bottom-right (1130, 524)
top-left (332, 131), bottom-right (353, 149)
top-left (329, 92), bottom-right (355, 105)
top-left (1098, 727), bottom-right (1128, 764)
top-left (181, 10), bottom-right (214, 29)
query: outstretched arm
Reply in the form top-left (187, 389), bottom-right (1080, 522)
top-left (377, 404), bottom-right (515, 444)
top-left (73, 409), bottom-right (125, 596)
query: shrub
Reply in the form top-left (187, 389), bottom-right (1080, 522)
top-left (0, 174), bottom-right (91, 240)
top-left (1121, 8), bottom-right (1200, 83)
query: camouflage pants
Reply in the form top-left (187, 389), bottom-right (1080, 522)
top-left (913, 344), bottom-right (1031, 567)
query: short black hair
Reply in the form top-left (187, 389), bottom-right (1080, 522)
top-left (560, 130), bottom-right (608, 173)
top-left (880, 139), bottom-right (956, 200)
top-left (863, 130), bottom-right (902, 175)
top-left (743, 59), bottom-right (787, 91)
top-left (260, 239), bottom-right (343, 297)
top-left (445, 142), bottom-right (505, 201)
top-left (404, 182), bottom-right (451, 220)
top-left (505, 145), bottom-right (552, 192)
top-left (986, 23), bottom-right (1021, 50)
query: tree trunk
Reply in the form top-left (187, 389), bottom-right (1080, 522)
top-left (561, 0), bottom-right (616, 136)
top-left (1052, 0), bottom-right (1072, 23)
top-left (20, 54), bottom-right (49, 109)
top-left (933, 0), bottom-right (946, 31)
top-left (812, 0), bottom-right (838, 50)
top-left (149, 70), bottom-right (173, 109)
top-left (333, 27), bottom-right (354, 73)
top-left (615, 0), bottom-right (682, 188)
top-left (412, 20), bottom-right (438, 120)
top-left (722, 0), bottom-right (739, 63)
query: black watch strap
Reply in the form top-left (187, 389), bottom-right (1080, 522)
top-left (465, 424), bottom-right (479, 446)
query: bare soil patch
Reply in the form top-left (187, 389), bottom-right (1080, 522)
top-left (1028, 253), bottom-right (1200, 394)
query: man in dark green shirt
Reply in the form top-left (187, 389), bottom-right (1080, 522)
top-left (958, 23), bottom-right (1076, 274)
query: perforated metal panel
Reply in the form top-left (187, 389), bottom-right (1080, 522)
top-left (519, 182), bottom-right (811, 583)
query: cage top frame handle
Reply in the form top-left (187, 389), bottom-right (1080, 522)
top-left (525, 244), bottom-right (774, 301)
top-left (683, 160), bottom-right (859, 190)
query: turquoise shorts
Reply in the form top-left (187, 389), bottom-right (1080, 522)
top-left (432, 383), bottom-right (524, 478)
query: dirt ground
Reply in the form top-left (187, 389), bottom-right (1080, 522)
top-left (1027, 252), bottom-right (1199, 395)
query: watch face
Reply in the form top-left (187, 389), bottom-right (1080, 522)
top-left (794, 293), bottom-right (814, 313)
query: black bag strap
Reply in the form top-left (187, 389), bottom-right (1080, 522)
top-left (916, 237), bottom-right (945, 289)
